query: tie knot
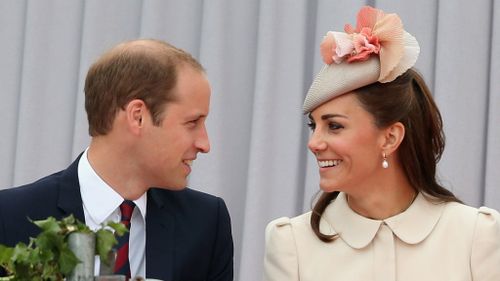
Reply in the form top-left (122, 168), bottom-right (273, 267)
top-left (119, 200), bottom-right (135, 222)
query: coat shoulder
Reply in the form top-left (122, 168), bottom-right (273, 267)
top-left (265, 212), bottom-right (312, 239)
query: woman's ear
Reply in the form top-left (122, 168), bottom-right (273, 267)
top-left (381, 122), bottom-right (405, 154)
top-left (125, 99), bottom-right (146, 135)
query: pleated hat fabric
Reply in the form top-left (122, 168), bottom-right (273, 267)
top-left (303, 6), bottom-right (420, 113)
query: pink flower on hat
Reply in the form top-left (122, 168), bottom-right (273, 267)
top-left (319, 32), bottom-right (336, 64)
top-left (320, 31), bottom-right (355, 64)
top-left (348, 27), bottom-right (380, 62)
top-left (319, 6), bottom-right (407, 82)
top-left (304, 6), bottom-right (421, 113)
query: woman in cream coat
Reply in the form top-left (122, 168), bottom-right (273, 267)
top-left (263, 6), bottom-right (500, 281)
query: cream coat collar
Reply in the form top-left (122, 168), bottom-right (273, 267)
top-left (319, 192), bottom-right (445, 249)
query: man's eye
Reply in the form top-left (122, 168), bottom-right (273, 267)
top-left (186, 119), bottom-right (198, 127)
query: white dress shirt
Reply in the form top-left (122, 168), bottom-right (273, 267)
top-left (78, 148), bottom-right (147, 278)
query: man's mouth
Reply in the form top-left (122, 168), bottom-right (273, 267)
top-left (183, 160), bottom-right (193, 166)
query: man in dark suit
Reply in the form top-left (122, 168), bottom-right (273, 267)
top-left (0, 39), bottom-right (233, 281)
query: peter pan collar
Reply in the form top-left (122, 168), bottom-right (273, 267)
top-left (320, 192), bottom-right (445, 249)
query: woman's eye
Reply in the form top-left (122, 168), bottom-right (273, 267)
top-left (328, 122), bottom-right (343, 130)
top-left (307, 122), bottom-right (316, 131)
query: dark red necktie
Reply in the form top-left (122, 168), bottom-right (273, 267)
top-left (114, 200), bottom-right (135, 279)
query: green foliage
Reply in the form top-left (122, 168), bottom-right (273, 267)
top-left (0, 215), bottom-right (127, 281)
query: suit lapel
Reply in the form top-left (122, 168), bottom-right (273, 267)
top-left (56, 155), bottom-right (85, 222)
top-left (54, 155), bottom-right (175, 279)
top-left (146, 189), bottom-right (174, 281)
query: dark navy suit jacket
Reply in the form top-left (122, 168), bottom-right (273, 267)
top-left (0, 156), bottom-right (234, 281)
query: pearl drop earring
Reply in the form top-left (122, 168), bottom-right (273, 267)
top-left (382, 152), bottom-right (389, 169)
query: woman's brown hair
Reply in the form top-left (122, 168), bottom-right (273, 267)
top-left (310, 68), bottom-right (462, 242)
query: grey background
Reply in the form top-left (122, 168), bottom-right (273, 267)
top-left (1, 1), bottom-right (499, 280)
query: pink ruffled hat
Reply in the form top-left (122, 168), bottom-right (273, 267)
top-left (303, 6), bottom-right (420, 113)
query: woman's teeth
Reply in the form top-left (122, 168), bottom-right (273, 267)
top-left (318, 159), bottom-right (342, 168)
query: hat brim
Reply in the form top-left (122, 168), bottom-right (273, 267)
top-left (302, 56), bottom-right (380, 113)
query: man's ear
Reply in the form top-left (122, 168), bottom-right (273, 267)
top-left (381, 122), bottom-right (405, 154)
top-left (125, 99), bottom-right (146, 135)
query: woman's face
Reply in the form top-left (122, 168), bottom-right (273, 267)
top-left (308, 92), bottom-right (387, 193)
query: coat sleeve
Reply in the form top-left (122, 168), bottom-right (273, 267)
top-left (207, 197), bottom-right (234, 281)
top-left (263, 217), bottom-right (299, 281)
top-left (471, 207), bottom-right (500, 280)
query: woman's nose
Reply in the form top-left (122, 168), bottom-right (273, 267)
top-left (308, 130), bottom-right (327, 154)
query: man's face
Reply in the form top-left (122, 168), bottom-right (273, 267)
top-left (139, 65), bottom-right (211, 189)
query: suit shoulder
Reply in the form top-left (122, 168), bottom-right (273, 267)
top-left (0, 156), bottom-right (80, 200)
top-left (0, 171), bottom-right (64, 202)
top-left (183, 187), bottom-right (223, 202)
top-left (149, 187), bottom-right (228, 217)
top-left (152, 187), bottom-right (222, 203)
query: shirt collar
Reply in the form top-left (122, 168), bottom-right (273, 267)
top-left (321, 192), bottom-right (445, 249)
top-left (78, 148), bottom-right (147, 228)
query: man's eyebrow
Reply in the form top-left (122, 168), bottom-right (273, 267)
top-left (186, 113), bottom-right (208, 120)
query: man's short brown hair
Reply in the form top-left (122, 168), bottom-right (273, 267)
top-left (84, 39), bottom-right (204, 136)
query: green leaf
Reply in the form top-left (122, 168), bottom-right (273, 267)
top-left (31, 217), bottom-right (61, 234)
top-left (1, 215), bottom-right (126, 280)
top-left (11, 244), bottom-right (30, 264)
top-left (0, 245), bottom-right (13, 264)
top-left (11, 261), bottom-right (31, 280)
top-left (57, 247), bottom-right (79, 275)
top-left (25, 248), bottom-right (42, 268)
top-left (95, 229), bottom-right (117, 266)
top-left (60, 215), bottom-right (76, 226)
top-left (105, 221), bottom-right (128, 237)
top-left (61, 215), bottom-right (90, 234)
top-left (0, 245), bottom-right (14, 277)
top-left (35, 232), bottom-right (63, 252)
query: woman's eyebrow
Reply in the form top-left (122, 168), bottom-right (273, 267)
top-left (321, 113), bottom-right (348, 120)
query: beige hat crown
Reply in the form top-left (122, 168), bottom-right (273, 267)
top-left (303, 6), bottom-right (420, 113)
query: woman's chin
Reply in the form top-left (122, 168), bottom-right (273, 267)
top-left (319, 180), bottom-right (341, 193)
